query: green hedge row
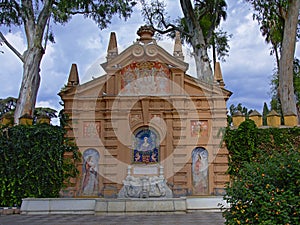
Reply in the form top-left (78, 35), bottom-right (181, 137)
top-left (224, 120), bottom-right (300, 177)
top-left (0, 124), bottom-right (80, 207)
top-left (222, 120), bottom-right (300, 225)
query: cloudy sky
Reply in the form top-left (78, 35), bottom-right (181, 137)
top-left (0, 0), bottom-right (299, 121)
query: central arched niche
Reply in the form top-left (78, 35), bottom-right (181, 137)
top-left (132, 126), bottom-right (159, 164)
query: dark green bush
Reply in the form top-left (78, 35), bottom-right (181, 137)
top-left (223, 120), bottom-right (300, 224)
top-left (0, 124), bottom-right (79, 206)
top-left (225, 120), bottom-right (300, 177)
top-left (222, 149), bottom-right (300, 225)
top-left (224, 120), bottom-right (261, 177)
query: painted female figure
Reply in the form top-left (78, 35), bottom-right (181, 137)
top-left (192, 147), bottom-right (208, 195)
top-left (82, 149), bottom-right (99, 196)
top-left (139, 136), bottom-right (153, 152)
top-left (133, 128), bottom-right (159, 164)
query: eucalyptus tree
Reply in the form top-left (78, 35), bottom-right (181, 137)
top-left (0, 0), bottom-right (137, 124)
top-left (141, 0), bottom-right (229, 82)
top-left (245, 0), bottom-right (300, 118)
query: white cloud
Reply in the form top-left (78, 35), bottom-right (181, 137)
top-left (0, 31), bottom-right (25, 98)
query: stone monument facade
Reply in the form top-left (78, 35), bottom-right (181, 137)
top-left (59, 26), bottom-right (231, 198)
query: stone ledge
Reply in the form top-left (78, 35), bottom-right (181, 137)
top-left (20, 197), bottom-right (228, 215)
top-left (21, 198), bottom-right (96, 215)
top-left (186, 196), bottom-right (229, 212)
top-left (0, 207), bottom-right (21, 215)
top-left (95, 198), bottom-right (186, 214)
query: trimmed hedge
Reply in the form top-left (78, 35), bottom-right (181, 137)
top-left (224, 120), bottom-right (300, 177)
top-left (222, 120), bottom-right (300, 224)
top-left (0, 124), bottom-right (79, 206)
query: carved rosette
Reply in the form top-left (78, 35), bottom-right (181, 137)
top-left (132, 45), bottom-right (144, 57)
top-left (145, 44), bottom-right (157, 57)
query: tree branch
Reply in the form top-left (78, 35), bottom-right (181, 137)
top-left (0, 32), bottom-right (24, 62)
top-left (43, 17), bottom-right (51, 51)
top-left (180, 0), bottom-right (198, 30)
top-left (37, 0), bottom-right (53, 28)
top-left (141, 0), bottom-right (191, 37)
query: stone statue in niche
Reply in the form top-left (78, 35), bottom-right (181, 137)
top-left (192, 147), bottom-right (209, 195)
top-left (133, 128), bottom-right (159, 164)
top-left (81, 149), bottom-right (99, 196)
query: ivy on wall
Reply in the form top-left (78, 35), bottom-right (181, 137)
top-left (0, 124), bottom-right (80, 207)
top-left (224, 119), bottom-right (300, 177)
top-left (222, 120), bottom-right (300, 224)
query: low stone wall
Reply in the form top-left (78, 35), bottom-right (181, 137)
top-left (232, 110), bottom-right (299, 128)
top-left (0, 207), bottom-right (21, 215)
top-left (20, 197), bottom-right (228, 215)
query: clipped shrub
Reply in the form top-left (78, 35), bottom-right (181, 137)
top-left (223, 120), bottom-right (300, 224)
top-left (222, 149), bottom-right (300, 225)
top-left (0, 124), bottom-right (80, 206)
top-left (224, 119), bottom-right (261, 177)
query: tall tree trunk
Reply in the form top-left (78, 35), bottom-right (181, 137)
top-left (14, 47), bottom-right (43, 124)
top-left (278, 0), bottom-right (300, 118)
top-left (12, 0), bottom-right (51, 124)
top-left (193, 46), bottom-right (213, 82)
top-left (180, 0), bottom-right (213, 82)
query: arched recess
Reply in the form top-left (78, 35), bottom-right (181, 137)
top-left (191, 147), bottom-right (209, 195)
top-left (132, 126), bottom-right (160, 164)
top-left (80, 148), bottom-right (100, 196)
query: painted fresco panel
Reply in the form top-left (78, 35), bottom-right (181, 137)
top-left (133, 128), bottom-right (159, 164)
top-left (81, 149), bottom-right (100, 196)
top-left (83, 121), bottom-right (100, 138)
top-left (191, 120), bottom-right (208, 137)
top-left (192, 147), bottom-right (209, 195)
top-left (120, 61), bottom-right (170, 95)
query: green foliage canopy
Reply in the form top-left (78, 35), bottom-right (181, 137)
top-left (0, 0), bottom-right (137, 30)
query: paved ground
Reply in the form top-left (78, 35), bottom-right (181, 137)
top-left (0, 212), bottom-right (225, 225)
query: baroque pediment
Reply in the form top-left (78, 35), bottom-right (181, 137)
top-left (101, 41), bottom-right (188, 74)
top-left (60, 25), bottom-right (231, 100)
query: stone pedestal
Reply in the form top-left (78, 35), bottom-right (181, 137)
top-left (267, 110), bottom-right (281, 127)
top-left (284, 114), bottom-right (298, 126)
top-left (249, 110), bottom-right (262, 127)
top-left (232, 112), bottom-right (245, 127)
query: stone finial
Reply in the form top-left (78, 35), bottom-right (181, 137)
top-left (107, 32), bottom-right (118, 61)
top-left (19, 113), bottom-right (33, 125)
top-left (214, 62), bottom-right (224, 87)
top-left (249, 110), bottom-right (262, 127)
top-left (232, 111), bottom-right (245, 127)
top-left (283, 111), bottom-right (298, 126)
top-left (267, 110), bottom-right (280, 116)
top-left (137, 25), bottom-right (155, 44)
top-left (37, 116), bottom-right (51, 124)
top-left (267, 110), bottom-right (281, 127)
top-left (173, 31), bottom-right (184, 61)
top-left (249, 110), bottom-right (262, 117)
top-left (67, 64), bottom-right (79, 86)
top-left (0, 112), bottom-right (14, 126)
